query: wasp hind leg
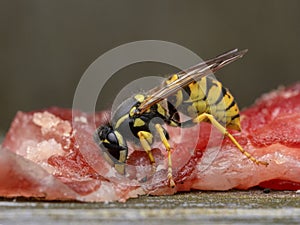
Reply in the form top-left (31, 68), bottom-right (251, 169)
top-left (154, 124), bottom-right (175, 188)
top-left (193, 113), bottom-right (269, 166)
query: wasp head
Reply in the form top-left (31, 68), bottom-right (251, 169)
top-left (94, 125), bottom-right (128, 174)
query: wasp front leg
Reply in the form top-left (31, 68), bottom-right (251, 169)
top-left (154, 124), bottom-right (175, 188)
top-left (193, 113), bottom-right (269, 166)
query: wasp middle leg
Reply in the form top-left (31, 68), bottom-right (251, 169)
top-left (193, 113), bottom-right (269, 166)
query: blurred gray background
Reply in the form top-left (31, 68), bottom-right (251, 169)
top-left (1, 0), bottom-right (300, 135)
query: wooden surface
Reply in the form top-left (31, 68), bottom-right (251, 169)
top-left (1, 190), bottom-right (300, 225)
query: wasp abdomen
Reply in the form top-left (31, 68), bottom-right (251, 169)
top-left (165, 74), bottom-right (241, 131)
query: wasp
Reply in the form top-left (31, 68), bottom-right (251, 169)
top-left (94, 49), bottom-right (269, 188)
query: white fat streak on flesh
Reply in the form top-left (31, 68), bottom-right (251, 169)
top-left (78, 181), bottom-right (145, 202)
top-left (191, 143), bottom-right (300, 191)
top-left (256, 85), bottom-right (299, 105)
top-left (74, 116), bottom-right (88, 124)
top-left (33, 112), bottom-right (72, 136)
top-left (24, 138), bottom-right (65, 174)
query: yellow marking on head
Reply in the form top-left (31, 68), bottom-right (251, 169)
top-left (103, 139), bottom-right (109, 144)
top-left (157, 103), bottom-right (166, 116)
top-left (134, 94), bottom-right (145, 102)
top-left (129, 107), bottom-right (136, 117)
top-left (133, 118), bottom-right (146, 127)
top-left (115, 114), bottom-right (129, 129)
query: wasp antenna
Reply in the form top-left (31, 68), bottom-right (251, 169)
top-left (100, 111), bottom-right (112, 126)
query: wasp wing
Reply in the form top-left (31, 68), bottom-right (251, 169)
top-left (136, 48), bottom-right (248, 114)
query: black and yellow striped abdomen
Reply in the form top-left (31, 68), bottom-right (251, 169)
top-left (165, 74), bottom-right (241, 131)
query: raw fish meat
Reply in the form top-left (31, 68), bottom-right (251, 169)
top-left (1, 83), bottom-right (300, 202)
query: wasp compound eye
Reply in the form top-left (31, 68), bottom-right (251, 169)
top-left (107, 132), bottom-right (118, 145)
top-left (96, 126), bottom-right (117, 146)
top-left (97, 126), bottom-right (110, 140)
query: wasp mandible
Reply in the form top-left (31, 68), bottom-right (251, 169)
top-left (94, 49), bottom-right (269, 188)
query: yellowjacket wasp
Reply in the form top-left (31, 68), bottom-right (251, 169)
top-left (94, 49), bottom-right (268, 188)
